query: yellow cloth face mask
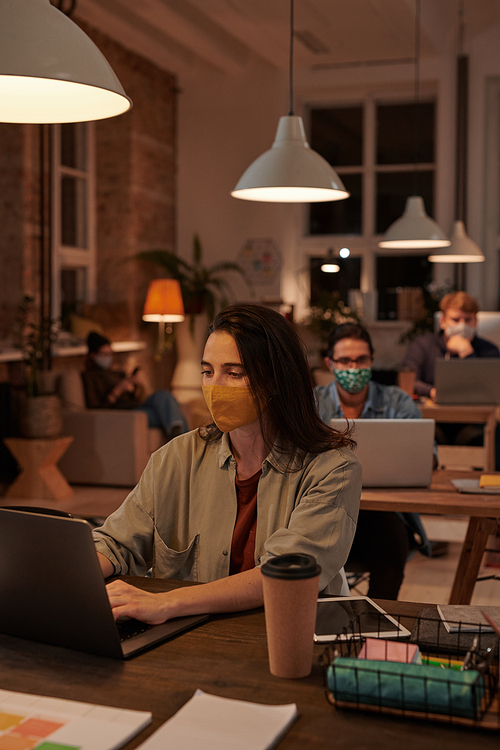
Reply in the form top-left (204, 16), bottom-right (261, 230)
top-left (202, 384), bottom-right (259, 432)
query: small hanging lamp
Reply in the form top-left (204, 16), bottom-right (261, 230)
top-left (379, 196), bottom-right (450, 249)
top-left (0, 0), bottom-right (131, 123)
top-left (428, 220), bottom-right (484, 262)
top-left (429, 4), bottom-right (484, 265)
top-left (378, 0), bottom-right (449, 249)
top-left (320, 248), bottom-right (340, 273)
top-left (231, 0), bottom-right (349, 203)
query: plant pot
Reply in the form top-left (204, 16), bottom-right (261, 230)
top-left (18, 394), bottom-right (63, 439)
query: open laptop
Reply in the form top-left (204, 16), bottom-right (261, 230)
top-left (330, 418), bottom-right (435, 487)
top-left (434, 358), bottom-right (500, 405)
top-left (0, 508), bottom-right (208, 659)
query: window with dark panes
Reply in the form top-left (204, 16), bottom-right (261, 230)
top-left (309, 106), bottom-right (363, 235)
top-left (310, 256), bottom-right (362, 307)
top-left (307, 100), bottom-right (436, 320)
top-left (375, 102), bottom-right (435, 234)
top-left (307, 100), bottom-right (435, 237)
top-left (376, 255), bottom-right (433, 321)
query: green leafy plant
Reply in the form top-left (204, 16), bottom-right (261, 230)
top-left (304, 291), bottom-right (361, 350)
top-left (16, 296), bottom-right (59, 397)
top-left (133, 234), bottom-right (250, 328)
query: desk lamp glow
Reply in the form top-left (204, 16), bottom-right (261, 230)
top-left (143, 280), bottom-right (185, 357)
top-left (0, 0), bottom-right (131, 123)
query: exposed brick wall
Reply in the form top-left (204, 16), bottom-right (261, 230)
top-left (80, 21), bottom-right (177, 338)
top-left (0, 23), bottom-right (178, 389)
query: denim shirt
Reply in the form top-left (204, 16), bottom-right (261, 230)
top-left (315, 379), bottom-right (432, 556)
top-left (316, 379), bottom-right (423, 423)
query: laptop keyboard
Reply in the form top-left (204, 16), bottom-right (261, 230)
top-left (116, 617), bottom-right (154, 642)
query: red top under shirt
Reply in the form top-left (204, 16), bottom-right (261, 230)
top-left (229, 469), bottom-right (261, 575)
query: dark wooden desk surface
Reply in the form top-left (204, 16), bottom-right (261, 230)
top-left (0, 577), bottom-right (497, 749)
top-left (361, 469), bottom-right (500, 604)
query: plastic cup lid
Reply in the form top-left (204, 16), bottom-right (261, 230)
top-left (261, 553), bottom-right (321, 579)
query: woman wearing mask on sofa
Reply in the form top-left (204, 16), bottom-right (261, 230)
top-left (93, 305), bottom-right (361, 625)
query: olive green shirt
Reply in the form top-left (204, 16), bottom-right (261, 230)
top-left (93, 430), bottom-right (361, 594)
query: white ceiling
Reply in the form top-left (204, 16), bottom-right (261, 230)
top-left (74, 0), bottom-right (500, 79)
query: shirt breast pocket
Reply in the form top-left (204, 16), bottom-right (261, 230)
top-left (153, 532), bottom-right (199, 581)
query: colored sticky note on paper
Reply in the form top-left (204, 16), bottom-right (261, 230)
top-left (0, 715), bottom-right (24, 732)
top-left (15, 719), bottom-right (64, 739)
top-left (0, 735), bottom-right (38, 750)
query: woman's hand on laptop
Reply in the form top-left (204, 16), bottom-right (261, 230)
top-left (105, 579), bottom-right (175, 625)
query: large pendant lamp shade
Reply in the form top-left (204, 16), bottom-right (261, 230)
top-left (378, 196), bottom-right (450, 249)
top-left (0, 0), bottom-right (131, 123)
top-left (428, 220), bottom-right (485, 263)
top-left (231, 0), bottom-right (349, 204)
top-left (231, 115), bottom-right (350, 203)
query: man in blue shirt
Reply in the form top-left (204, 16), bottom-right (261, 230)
top-left (316, 322), bottom-right (431, 600)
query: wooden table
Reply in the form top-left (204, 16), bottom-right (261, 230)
top-left (3, 436), bottom-right (74, 501)
top-left (361, 469), bottom-right (500, 605)
top-left (419, 401), bottom-right (500, 471)
top-left (0, 577), bottom-right (497, 749)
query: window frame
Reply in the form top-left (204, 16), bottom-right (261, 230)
top-left (51, 122), bottom-right (97, 322)
top-left (294, 88), bottom-right (439, 321)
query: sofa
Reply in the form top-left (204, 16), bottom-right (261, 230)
top-left (50, 368), bottom-right (167, 487)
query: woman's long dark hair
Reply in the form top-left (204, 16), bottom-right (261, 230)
top-left (200, 305), bottom-right (354, 469)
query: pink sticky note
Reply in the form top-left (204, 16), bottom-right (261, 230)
top-left (358, 638), bottom-right (420, 664)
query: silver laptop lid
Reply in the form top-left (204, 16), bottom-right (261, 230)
top-left (434, 358), bottom-right (500, 405)
top-left (330, 418), bottom-right (435, 487)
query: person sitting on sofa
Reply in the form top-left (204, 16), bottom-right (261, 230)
top-left (82, 331), bottom-right (188, 439)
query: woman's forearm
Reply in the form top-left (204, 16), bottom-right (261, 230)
top-left (105, 567), bottom-right (264, 624)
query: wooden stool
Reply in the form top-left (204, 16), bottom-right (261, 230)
top-left (3, 437), bottom-right (74, 501)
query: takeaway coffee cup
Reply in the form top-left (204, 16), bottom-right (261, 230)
top-left (261, 553), bottom-right (321, 679)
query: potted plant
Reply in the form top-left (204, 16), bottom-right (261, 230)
top-left (133, 234), bottom-right (249, 328)
top-left (133, 235), bottom-right (250, 401)
top-left (303, 291), bottom-right (361, 358)
top-left (15, 296), bottom-right (62, 439)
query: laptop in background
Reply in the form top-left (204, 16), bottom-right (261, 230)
top-left (0, 508), bottom-right (208, 659)
top-left (434, 358), bottom-right (500, 405)
top-left (330, 418), bottom-right (435, 487)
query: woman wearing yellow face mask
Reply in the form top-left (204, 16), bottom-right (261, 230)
top-left (93, 305), bottom-right (361, 626)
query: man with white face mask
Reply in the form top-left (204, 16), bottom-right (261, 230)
top-left (401, 292), bottom-right (499, 401)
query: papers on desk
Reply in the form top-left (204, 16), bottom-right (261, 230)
top-left (451, 478), bottom-right (500, 494)
top-left (137, 690), bottom-right (298, 750)
top-left (0, 689), bottom-right (151, 750)
top-left (437, 605), bottom-right (500, 633)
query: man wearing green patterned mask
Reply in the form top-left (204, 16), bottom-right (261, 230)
top-left (316, 322), bottom-right (432, 601)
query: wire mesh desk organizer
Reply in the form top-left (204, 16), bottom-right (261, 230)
top-left (320, 610), bottom-right (499, 730)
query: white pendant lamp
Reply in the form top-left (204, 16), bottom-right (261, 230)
top-left (231, 0), bottom-right (349, 204)
top-left (0, 0), bottom-right (132, 123)
top-left (378, 0), bottom-right (449, 250)
top-left (378, 196), bottom-right (451, 249)
top-left (428, 220), bottom-right (485, 262)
